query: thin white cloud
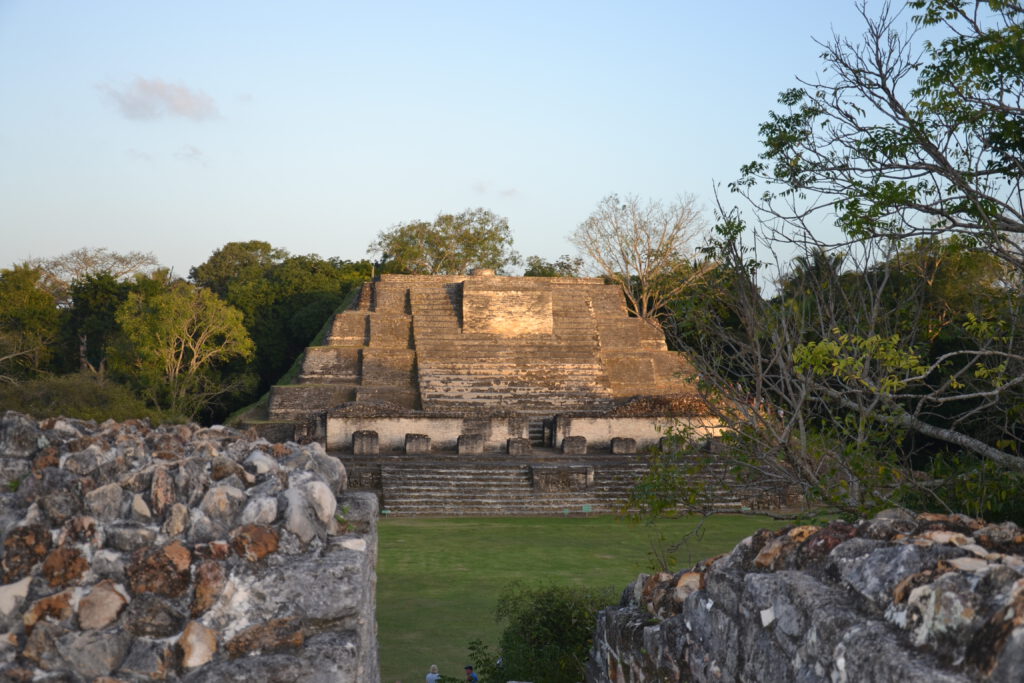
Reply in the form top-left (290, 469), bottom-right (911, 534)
top-left (175, 144), bottom-right (206, 165)
top-left (472, 181), bottom-right (519, 198)
top-left (98, 77), bottom-right (219, 121)
top-left (126, 148), bottom-right (153, 162)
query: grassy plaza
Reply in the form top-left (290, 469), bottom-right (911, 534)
top-left (377, 514), bottom-right (785, 682)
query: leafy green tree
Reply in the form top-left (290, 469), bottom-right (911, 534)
top-left (190, 242), bottom-right (371, 397)
top-left (188, 240), bottom-right (287, 305)
top-left (467, 582), bottom-right (616, 683)
top-left (369, 208), bottom-right (520, 275)
top-left (0, 265), bottom-right (60, 382)
top-left (112, 279), bottom-right (255, 418)
top-left (523, 254), bottom-right (584, 277)
top-left (58, 272), bottom-right (132, 374)
top-left (735, 0), bottom-right (1024, 267)
top-left (642, 0), bottom-right (1024, 522)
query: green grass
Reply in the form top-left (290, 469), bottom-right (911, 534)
top-left (377, 514), bottom-right (785, 682)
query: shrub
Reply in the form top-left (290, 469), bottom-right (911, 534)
top-left (469, 582), bottom-right (617, 683)
top-left (0, 372), bottom-right (185, 423)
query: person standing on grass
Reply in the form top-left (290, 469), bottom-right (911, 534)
top-left (464, 665), bottom-right (479, 682)
top-left (426, 664), bottom-right (441, 683)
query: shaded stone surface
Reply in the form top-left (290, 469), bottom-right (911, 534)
top-left (0, 412), bottom-right (378, 683)
top-left (77, 579), bottom-right (128, 630)
top-left (2, 524), bottom-right (51, 582)
top-left (588, 511), bottom-right (1024, 682)
top-left (40, 547), bottom-right (88, 588)
top-left (127, 542), bottom-right (192, 597)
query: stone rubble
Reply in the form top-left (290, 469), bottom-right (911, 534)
top-left (0, 410), bottom-right (378, 682)
top-left (588, 509), bottom-right (1024, 682)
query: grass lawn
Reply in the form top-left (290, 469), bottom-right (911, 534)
top-left (377, 514), bottom-right (785, 682)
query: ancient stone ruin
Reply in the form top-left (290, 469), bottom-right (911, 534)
top-left (261, 271), bottom-right (713, 453)
top-left (0, 411), bottom-right (378, 681)
top-left (588, 510), bottom-right (1024, 682)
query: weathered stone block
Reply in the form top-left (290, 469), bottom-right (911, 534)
top-left (507, 438), bottom-right (532, 456)
top-left (352, 430), bottom-right (378, 456)
top-left (561, 436), bottom-right (587, 455)
top-left (611, 437), bottom-right (637, 455)
top-left (457, 434), bottom-right (484, 455)
top-left (404, 433), bottom-right (431, 454)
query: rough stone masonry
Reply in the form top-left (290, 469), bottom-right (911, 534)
top-left (588, 510), bottom-right (1024, 682)
top-left (0, 410), bottom-right (378, 682)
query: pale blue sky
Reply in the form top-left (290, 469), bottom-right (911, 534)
top-left (1, 1), bottom-right (873, 276)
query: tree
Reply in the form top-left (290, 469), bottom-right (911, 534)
top-left (60, 272), bottom-right (132, 375)
top-left (188, 240), bottom-right (287, 303)
top-left (27, 247), bottom-right (159, 306)
top-left (523, 254), bottom-right (584, 277)
top-left (368, 208), bottom-right (520, 275)
top-left (570, 194), bottom-right (711, 322)
top-left (467, 582), bottom-right (616, 683)
top-left (649, 0), bottom-right (1024, 520)
top-left (0, 265), bottom-right (60, 382)
top-left (112, 280), bottom-right (255, 419)
top-left (190, 242), bottom-right (372, 399)
top-left (735, 0), bottom-right (1024, 267)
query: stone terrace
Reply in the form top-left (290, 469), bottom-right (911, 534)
top-left (266, 271), bottom-right (698, 429)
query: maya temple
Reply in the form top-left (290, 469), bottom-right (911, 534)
top-left (248, 270), bottom-right (738, 515)
top-left (260, 270), bottom-right (713, 453)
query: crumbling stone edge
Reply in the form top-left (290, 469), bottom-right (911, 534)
top-left (588, 510), bottom-right (1024, 682)
top-left (0, 410), bottom-right (378, 682)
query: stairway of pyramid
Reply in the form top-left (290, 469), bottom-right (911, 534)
top-left (267, 271), bottom-right (696, 422)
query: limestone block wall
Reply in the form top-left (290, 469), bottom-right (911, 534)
top-left (587, 511), bottom-right (1024, 682)
top-left (326, 414), bottom-right (529, 452)
top-left (553, 416), bottom-right (721, 451)
top-left (0, 411), bottom-right (379, 682)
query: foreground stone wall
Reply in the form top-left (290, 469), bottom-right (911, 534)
top-left (0, 411), bottom-right (378, 682)
top-left (588, 511), bottom-right (1024, 682)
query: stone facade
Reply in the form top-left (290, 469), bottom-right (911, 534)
top-left (587, 510), bottom-right (1024, 682)
top-left (0, 411), bottom-right (378, 682)
top-left (263, 272), bottom-right (710, 451)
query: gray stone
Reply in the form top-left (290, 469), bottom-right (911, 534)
top-left (245, 450), bottom-right (280, 474)
top-left (122, 594), bottom-right (186, 638)
top-left (198, 485), bottom-right (246, 527)
top-left (458, 434), bottom-right (484, 455)
top-left (57, 628), bottom-right (130, 678)
top-left (561, 435), bottom-right (587, 455)
top-left (0, 411), bottom-right (42, 459)
top-left (310, 452), bottom-right (346, 494)
top-left (610, 437), bottom-right (637, 454)
top-left (105, 525), bottom-right (157, 553)
top-left (352, 430), bottom-right (379, 456)
top-left (90, 549), bottom-right (126, 581)
top-left (507, 437), bottom-right (532, 456)
top-left (828, 539), bottom-right (965, 610)
top-left (120, 638), bottom-right (178, 679)
top-left (404, 433), bottom-right (430, 454)
top-left (181, 630), bottom-right (368, 683)
top-left (241, 495), bottom-right (278, 526)
top-left (84, 482), bottom-right (125, 520)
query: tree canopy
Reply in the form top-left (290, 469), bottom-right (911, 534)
top-left (190, 241), bottom-right (371, 396)
top-left (369, 208), bottom-right (520, 275)
top-left (112, 279), bottom-right (255, 419)
top-left (27, 247), bottom-right (160, 306)
top-left (571, 194), bottom-right (711, 321)
top-left (638, 0), bottom-right (1024, 522)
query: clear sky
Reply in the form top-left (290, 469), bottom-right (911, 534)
top-left (0, 0), bottom-right (873, 277)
